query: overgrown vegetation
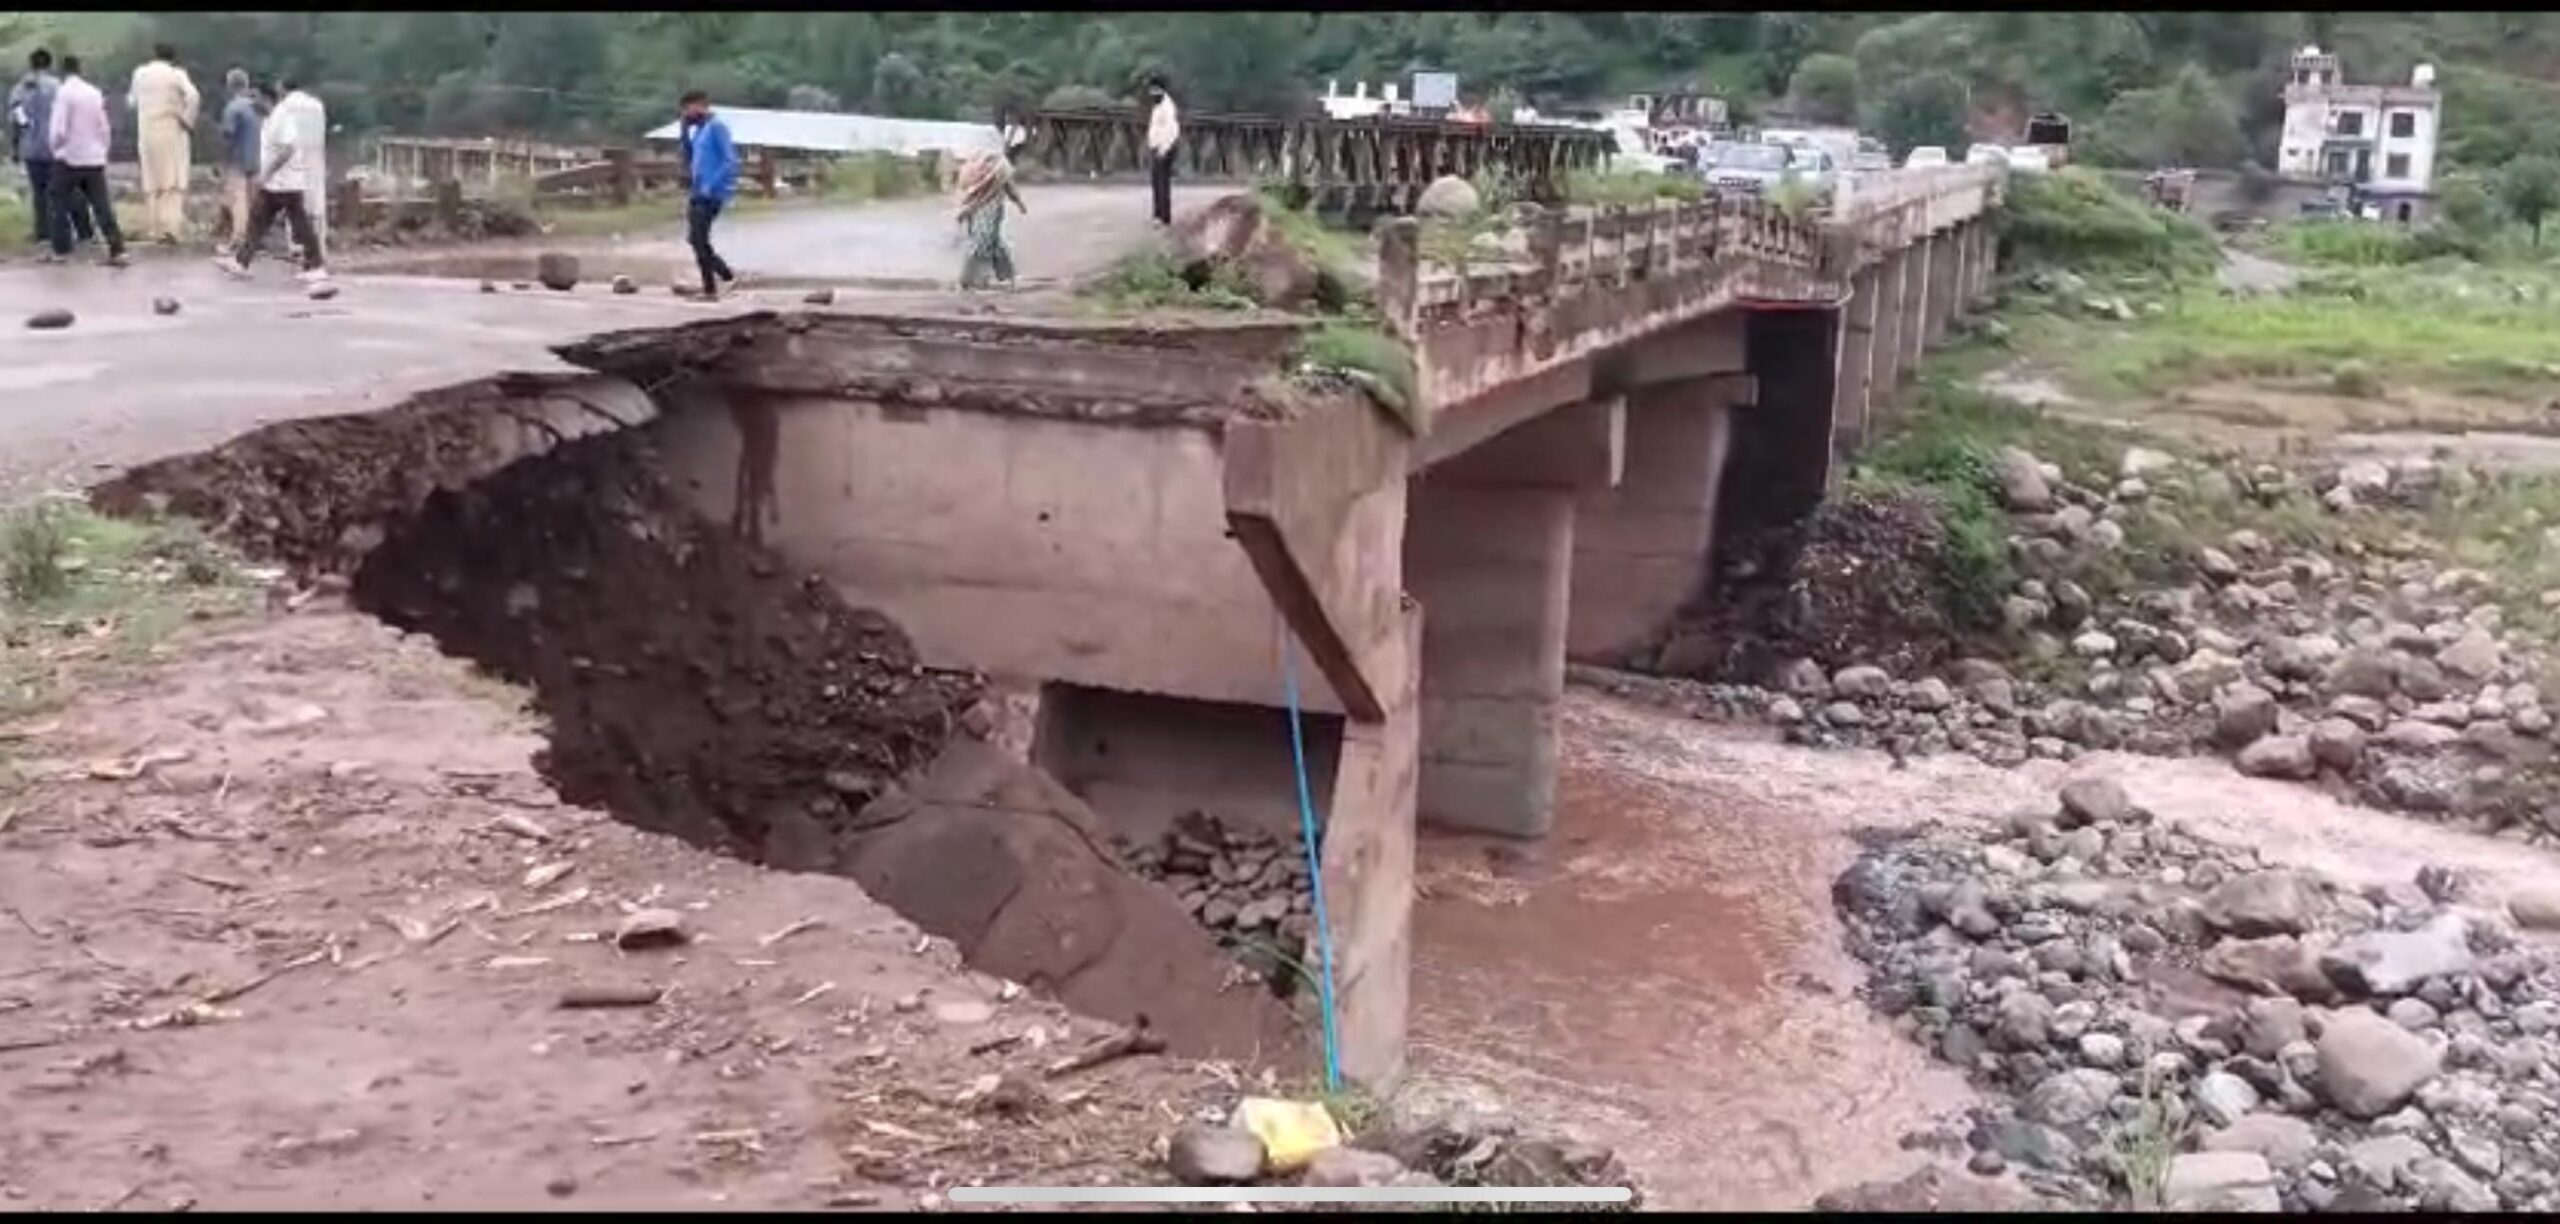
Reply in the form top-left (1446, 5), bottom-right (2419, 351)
top-left (1, 501), bottom-right (259, 723)
top-left (1998, 168), bottom-right (2219, 279)
top-left (1077, 249), bottom-right (1260, 313)
top-left (1297, 321), bottom-right (1418, 430)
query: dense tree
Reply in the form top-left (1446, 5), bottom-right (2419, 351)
top-left (2498, 155), bottom-right (2560, 246)
top-left (2082, 64), bottom-right (2250, 169)
top-left (1788, 53), bottom-right (1858, 124)
top-left (0, 10), bottom-right (2549, 177)
top-left (1867, 70), bottom-right (1969, 156)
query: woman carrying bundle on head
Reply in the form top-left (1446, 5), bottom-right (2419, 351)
top-left (954, 116), bottom-right (1029, 290)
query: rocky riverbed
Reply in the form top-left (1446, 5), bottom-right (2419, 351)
top-left (1630, 440), bottom-right (2560, 840)
top-left (1830, 774), bottom-right (2560, 1211)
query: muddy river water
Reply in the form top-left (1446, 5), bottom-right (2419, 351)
top-left (1407, 686), bottom-right (2560, 1209)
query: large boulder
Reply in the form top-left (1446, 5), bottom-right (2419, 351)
top-left (2319, 912), bottom-right (2474, 997)
top-left (2201, 1114), bottom-right (2319, 1174)
top-left (2201, 871), bottom-right (2318, 937)
top-left (1993, 447), bottom-right (2054, 512)
top-left (2213, 683), bottom-right (2281, 748)
top-left (1415, 174), bottom-right (1482, 219)
top-left (2315, 1008), bottom-right (2442, 1118)
top-left (535, 251), bottom-right (581, 292)
top-left (1167, 193), bottom-right (1323, 311)
top-left (846, 740), bottom-right (1299, 1059)
top-left (2235, 734), bottom-right (2316, 780)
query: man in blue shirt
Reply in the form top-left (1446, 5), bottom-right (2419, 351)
top-left (676, 89), bottom-right (739, 301)
top-left (8, 49), bottom-right (94, 251)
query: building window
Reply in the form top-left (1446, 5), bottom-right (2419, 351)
top-left (2390, 111), bottom-right (2416, 138)
top-left (2386, 153), bottom-right (2411, 179)
top-left (2335, 111), bottom-right (2364, 137)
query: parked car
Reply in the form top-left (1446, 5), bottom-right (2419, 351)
top-left (2004, 147), bottom-right (2053, 175)
top-left (1905, 146), bottom-right (1950, 170)
top-left (1851, 149), bottom-right (1894, 174)
top-left (1603, 125), bottom-right (1680, 176)
top-left (1699, 141), bottom-right (1795, 195)
top-left (1785, 147), bottom-right (1839, 202)
top-left (1965, 143), bottom-right (2009, 168)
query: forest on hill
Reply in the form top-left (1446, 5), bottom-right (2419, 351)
top-left (7, 11), bottom-right (2559, 174)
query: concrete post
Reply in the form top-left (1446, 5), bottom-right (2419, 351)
top-left (1407, 399), bottom-right (1623, 839)
top-left (1567, 374), bottom-right (1746, 664)
top-left (1831, 268), bottom-right (1879, 469)
top-left (1972, 221), bottom-right (1998, 302)
top-left (1869, 247), bottom-right (1909, 403)
top-left (1897, 232), bottom-right (1930, 374)
top-left (1946, 225), bottom-right (1973, 328)
top-left (1923, 230), bottom-right (1958, 347)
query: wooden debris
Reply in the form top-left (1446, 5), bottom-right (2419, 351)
top-left (558, 983), bottom-right (663, 1009)
top-left (176, 869), bottom-right (250, 893)
top-left (1044, 1021), bottom-right (1166, 1078)
top-left (522, 862), bottom-right (575, 890)
top-left (791, 981), bottom-right (837, 1007)
top-left (204, 947), bottom-right (328, 1003)
top-left (488, 813), bottom-right (553, 842)
top-left (758, 917), bottom-right (824, 948)
top-left (507, 886), bottom-right (592, 919)
top-left (612, 909), bottom-right (688, 951)
top-left (588, 1132), bottom-right (660, 1149)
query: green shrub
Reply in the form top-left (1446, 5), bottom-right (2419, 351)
top-left (1564, 167), bottom-right (1703, 208)
top-left (1079, 251), bottom-right (1257, 311)
top-left (1999, 167), bottom-right (2217, 279)
top-left (2, 501), bottom-right (71, 603)
top-left (2330, 358), bottom-right (2383, 398)
top-left (2273, 221), bottom-right (2417, 267)
top-left (1298, 322), bottom-right (1417, 429)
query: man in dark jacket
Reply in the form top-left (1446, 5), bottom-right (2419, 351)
top-left (8, 49), bottom-right (92, 250)
top-left (215, 67), bottom-right (265, 256)
top-left (676, 88), bottom-right (740, 301)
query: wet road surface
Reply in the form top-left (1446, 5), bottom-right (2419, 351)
top-left (0, 184), bottom-right (1198, 502)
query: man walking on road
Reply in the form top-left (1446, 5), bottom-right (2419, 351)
top-left (128, 44), bottom-right (201, 245)
top-left (45, 56), bottom-right (126, 268)
top-left (212, 76), bottom-right (326, 282)
top-left (215, 67), bottom-right (263, 255)
top-left (1144, 76), bottom-right (1179, 227)
top-left (10, 49), bottom-right (92, 252)
top-left (677, 89), bottom-right (739, 301)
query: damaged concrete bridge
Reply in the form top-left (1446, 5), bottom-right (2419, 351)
top-left (95, 165), bottom-right (2003, 1089)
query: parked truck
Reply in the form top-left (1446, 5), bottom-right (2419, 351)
top-left (2021, 112), bottom-right (2073, 168)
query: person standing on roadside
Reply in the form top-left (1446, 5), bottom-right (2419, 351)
top-left (127, 43), bottom-right (201, 245)
top-left (9, 49), bottom-right (92, 253)
top-left (215, 67), bottom-right (263, 256)
top-left (1144, 75), bottom-right (1179, 226)
top-left (45, 55), bottom-right (126, 268)
top-left (676, 88), bottom-right (739, 301)
top-left (212, 76), bottom-right (326, 282)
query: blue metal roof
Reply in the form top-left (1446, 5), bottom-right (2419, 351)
top-left (645, 107), bottom-right (1003, 158)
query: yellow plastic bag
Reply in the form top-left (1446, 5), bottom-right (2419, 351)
top-left (1234, 1097), bottom-right (1343, 1175)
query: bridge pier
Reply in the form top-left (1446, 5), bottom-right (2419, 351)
top-left (1407, 399), bottom-right (1622, 838)
top-left (1566, 373), bottom-right (1748, 664)
top-left (1896, 236), bottom-right (1930, 381)
top-left (1869, 246), bottom-right (1913, 408)
top-left (1831, 267), bottom-right (1882, 460)
top-left (1923, 228), bottom-right (1961, 347)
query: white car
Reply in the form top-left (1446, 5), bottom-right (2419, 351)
top-left (2004, 147), bottom-right (2053, 175)
top-left (1905, 146), bottom-right (1950, 170)
top-left (1965, 143), bottom-right (2008, 168)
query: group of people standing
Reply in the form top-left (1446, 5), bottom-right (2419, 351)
top-left (6, 43), bottom-right (329, 280)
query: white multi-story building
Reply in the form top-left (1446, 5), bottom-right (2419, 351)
top-left (2276, 46), bottom-right (2441, 221)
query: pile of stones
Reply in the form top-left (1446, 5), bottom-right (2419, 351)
top-left (1117, 810), bottom-right (1315, 982)
top-left (1832, 776), bottom-right (2560, 1211)
top-left (1614, 440), bottom-right (2560, 834)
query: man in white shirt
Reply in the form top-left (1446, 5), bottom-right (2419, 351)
top-left (126, 43), bottom-right (200, 244)
top-left (1144, 76), bottom-right (1178, 226)
top-left (212, 77), bottom-right (326, 281)
top-left (43, 54), bottom-right (126, 266)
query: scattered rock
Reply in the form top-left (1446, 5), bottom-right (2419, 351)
top-left (307, 282), bottom-right (340, 301)
top-left (2057, 776), bottom-right (2131, 828)
top-left (2163, 1151), bottom-right (2282, 1212)
top-left (2201, 871), bottom-right (2318, 938)
top-left (1994, 448), bottom-right (2054, 512)
top-left (2316, 1008), bottom-right (2443, 1118)
top-left (1304, 1146), bottom-right (1412, 1188)
top-left (612, 909), bottom-right (688, 951)
top-left (2235, 734), bottom-right (2316, 780)
top-left (803, 287), bottom-right (838, 306)
top-left (932, 999), bottom-right (997, 1027)
top-left (151, 296), bottom-right (180, 316)
top-left (610, 274), bottom-right (638, 295)
top-left (2321, 912), bottom-right (2474, 997)
top-left (25, 308), bottom-right (73, 330)
top-left (1168, 1123), bottom-right (1266, 1185)
top-left (536, 252), bottom-right (581, 292)
top-left (2201, 1114), bottom-right (2319, 1173)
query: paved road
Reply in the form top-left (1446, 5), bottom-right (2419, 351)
top-left (356, 183), bottom-right (1229, 291)
top-left (0, 184), bottom-right (1212, 502)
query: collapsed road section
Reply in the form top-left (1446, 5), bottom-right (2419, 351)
top-left (89, 306), bottom-right (1424, 1076)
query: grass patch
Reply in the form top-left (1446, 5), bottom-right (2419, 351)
top-left (1076, 250), bottom-right (1259, 313)
top-left (1562, 167), bottom-right (1704, 208)
top-left (2105, 1070), bottom-right (2192, 1210)
top-left (1, 500), bottom-right (261, 724)
top-left (1297, 320), bottom-right (1418, 430)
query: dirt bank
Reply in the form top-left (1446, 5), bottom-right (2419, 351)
top-left (0, 607), bottom-right (1231, 1211)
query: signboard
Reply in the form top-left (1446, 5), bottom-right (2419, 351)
top-left (1412, 72), bottom-right (1458, 112)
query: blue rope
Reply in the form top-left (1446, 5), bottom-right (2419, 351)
top-left (1282, 633), bottom-right (1346, 1093)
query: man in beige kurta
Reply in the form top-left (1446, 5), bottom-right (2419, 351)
top-left (127, 43), bottom-right (200, 244)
